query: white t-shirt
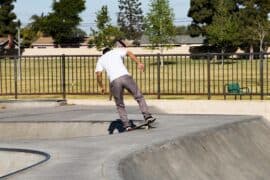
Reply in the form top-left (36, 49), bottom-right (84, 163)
top-left (95, 48), bottom-right (129, 82)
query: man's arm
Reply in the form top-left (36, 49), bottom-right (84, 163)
top-left (96, 71), bottom-right (105, 94)
top-left (127, 51), bottom-right (144, 72)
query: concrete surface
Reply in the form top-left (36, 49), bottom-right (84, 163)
top-left (0, 149), bottom-right (47, 178)
top-left (120, 118), bottom-right (270, 180)
top-left (0, 100), bottom-right (66, 109)
top-left (0, 100), bottom-right (270, 180)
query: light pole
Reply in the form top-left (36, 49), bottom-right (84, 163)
top-left (16, 20), bottom-right (21, 80)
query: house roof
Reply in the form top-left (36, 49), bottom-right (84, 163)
top-left (0, 37), bottom-right (18, 48)
top-left (140, 35), bottom-right (205, 45)
top-left (30, 35), bottom-right (205, 47)
top-left (175, 35), bottom-right (205, 44)
top-left (0, 37), bottom-right (8, 46)
top-left (32, 36), bottom-right (92, 46)
top-left (80, 37), bottom-right (93, 46)
top-left (32, 37), bottom-right (54, 45)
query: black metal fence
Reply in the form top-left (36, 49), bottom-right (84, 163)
top-left (0, 53), bottom-right (269, 99)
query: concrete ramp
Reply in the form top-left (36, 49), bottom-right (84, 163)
top-left (120, 119), bottom-right (270, 180)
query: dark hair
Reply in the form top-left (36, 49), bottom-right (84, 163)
top-left (102, 47), bottom-right (111, 54)
top-left (116, 39), bottom-right (127, 48)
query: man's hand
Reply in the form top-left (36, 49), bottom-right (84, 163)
top-left (96, 71), bottom-right (105, 94)
top-left (138, 62), bottom-right (144, 72)
top-left (127, 51), bottom-right (145, 72)
top-left (100, 86), bottom-right (105, 94)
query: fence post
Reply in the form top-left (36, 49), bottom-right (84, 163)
top-left (207, 53), bottom-right (211, 100)
top-left (260, 51), bottom-right (264, 100)
top-left (157, 53), bottom-right (161, 99)
top-left (61, 54), bottom-right (66, 100)
top-left (14, 56), bottom-right (18, 99)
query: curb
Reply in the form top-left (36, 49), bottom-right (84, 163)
top-left (0, 99), bottom-right (66, 109)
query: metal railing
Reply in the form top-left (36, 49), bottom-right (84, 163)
top-left (0, 52), bottom-right (269, 99)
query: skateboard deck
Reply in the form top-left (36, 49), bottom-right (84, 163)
top-left (108, 119), bottom-right (157, 134)
top-left (127, 119), bottom-right (157, 131)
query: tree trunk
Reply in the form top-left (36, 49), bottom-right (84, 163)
top-left (7, 34), bottom-right (14, 49)
top-left (260, 38), bottom-right (264, 53)
top-left (249, 44), bottom-right (254, 61)
top-left (221, 48), bottom-right (225, 65)
top-left (160, 46), bottom-right (164, 66)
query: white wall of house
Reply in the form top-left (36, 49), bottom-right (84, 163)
top-left (22, 46), bottom-right (196, 56)
top-left (23, 47), bottom-right (102, 56)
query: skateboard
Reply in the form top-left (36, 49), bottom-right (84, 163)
top-left (108, 119), bottom-right (157, 134)
top-left (127, 119), bottom-right (157, 131)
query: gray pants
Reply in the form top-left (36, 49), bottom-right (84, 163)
top-left (110, 75), bottom-right (152, 127)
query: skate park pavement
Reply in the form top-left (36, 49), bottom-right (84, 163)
top-left (0, 99), bottom-right (270, 180)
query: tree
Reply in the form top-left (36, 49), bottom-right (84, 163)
top-left (188, 0), bottom-right (239, 38)
top-left (90, 5), bottom-right (123, 50)
top-left (0, 0), bottom-right (17, 48)
top-left (175, 26), bottom-right (189, 35)
top-left (42, 0), bottom-right (85, 46)
top-left (256, 20), bottom-right (270, 53)
top-left (238, 0), bottom-right (270, 54)
top-left (206, 0), bottom-right (240, 53)
top-left (144, 0), bottom-right (176, 51)
top-left (19, 13), bottom-right (48, 48)
top-left (187, 0), bottom-right (215, 37)
top-left (20, 26), bottom-right (37, 48)
top-left (117, 0), bottom-right (144, 40)
top-left (29, 13), bottom-right (47, 34)
top-left (188, 0), bottom-right (270, 54)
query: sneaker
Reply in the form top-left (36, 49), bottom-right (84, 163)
top-left (125, 126), bottom-right (133, 131)
top-left (123, 120), bottom-right (137, 131)
top-left (145, 116), bottom-right (156, 124)
top-left (129, 120), bottom-right (137, 128)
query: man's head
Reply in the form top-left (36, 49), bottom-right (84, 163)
top-left (102, 47), bottom-right (111, 54)
top-left (115, 39), bottom-right (127, 48)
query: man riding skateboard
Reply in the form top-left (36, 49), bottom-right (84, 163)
top-left (95, 40), bottom-right (156, 131)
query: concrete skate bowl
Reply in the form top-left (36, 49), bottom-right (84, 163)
top-left (0, 148), bottom-right (50, 178)
top-left (120, 118), bottom-right (270, 180)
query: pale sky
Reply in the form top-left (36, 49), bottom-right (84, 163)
top-left (14, 0), bottom-right (191, 33)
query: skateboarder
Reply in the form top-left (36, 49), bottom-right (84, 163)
top-left (95, 40), bottom-right (156, 130)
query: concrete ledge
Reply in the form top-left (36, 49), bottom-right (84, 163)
top-left (68, 99), bottom-right (270, 120)
top-left (0, 99), bottom-right (66, 109)
top-left (148, 100), bottom-right (270, 120)
top-left (0, 121), bottom-right (110, 140)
